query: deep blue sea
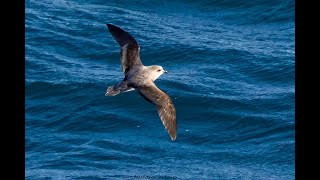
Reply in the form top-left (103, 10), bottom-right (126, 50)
top-left (26, 0), bottom-right (295, 179)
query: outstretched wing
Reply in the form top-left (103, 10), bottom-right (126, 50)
top-left (137, 83), bottom-right (177, 141)
top-left (106, 24), bottom-right (143, 75)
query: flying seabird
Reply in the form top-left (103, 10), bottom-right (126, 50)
top-left (105, 24), bottom-right (177, 141)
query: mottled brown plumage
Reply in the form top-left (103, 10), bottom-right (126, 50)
top-left (138, 84), bottom-right (177, 141)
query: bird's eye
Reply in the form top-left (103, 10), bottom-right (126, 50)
top-left (157, 69), bottom-right (161, 72)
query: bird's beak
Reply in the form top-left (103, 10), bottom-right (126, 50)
top-left (164, 70), bottom-right (168, 74)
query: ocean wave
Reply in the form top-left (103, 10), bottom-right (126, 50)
top-left (26, 0), bottom-right (294, 179)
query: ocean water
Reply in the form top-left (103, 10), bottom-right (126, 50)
top-left (25, 0), bottom-right (295, 179)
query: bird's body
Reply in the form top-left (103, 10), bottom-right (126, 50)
top-left (105, 24), bottom-right (177, 141)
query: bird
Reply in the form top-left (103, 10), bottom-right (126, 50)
top-left (105, 24), bottom-right (177, 141)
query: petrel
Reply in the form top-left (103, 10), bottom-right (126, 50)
top-left (105, 24), bottom-right (177, 141)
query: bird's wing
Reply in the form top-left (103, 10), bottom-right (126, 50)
top-left (137, 82), bottom-right (177, 141)
top-left (106, 24), bottom-right (143, 75)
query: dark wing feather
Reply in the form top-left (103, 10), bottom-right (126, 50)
top-left (106, 24), bottom-right (143, 75)
top-left (137, 83), bottom-right (177, 141)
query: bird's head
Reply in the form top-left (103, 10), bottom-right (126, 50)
top-left (149, 65), bottom-right (168, 81)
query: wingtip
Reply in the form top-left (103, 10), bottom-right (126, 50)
top-left (170, 135), bottom-right (177, 141)
top-left (106, 23), bottom-right (113, 29)
top-left (105, 23), bottom-right (139, 47)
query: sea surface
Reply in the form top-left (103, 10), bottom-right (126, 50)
top-left (25, 0), bottom-right (295, 179)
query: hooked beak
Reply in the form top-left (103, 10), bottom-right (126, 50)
top-left (164, 70), bottom-right (168, 74)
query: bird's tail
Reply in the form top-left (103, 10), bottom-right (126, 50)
top-left (105, 81), bottom-right (134, 96)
